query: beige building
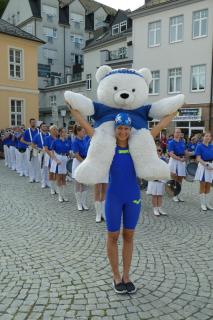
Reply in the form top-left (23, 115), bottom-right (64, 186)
top-left (0, 18), bottom-right (44, 129)
top-left (131, 0), bottom-right (213, 136)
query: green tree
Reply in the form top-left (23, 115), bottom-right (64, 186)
top-left (0, 0), bottom-right (9, 18)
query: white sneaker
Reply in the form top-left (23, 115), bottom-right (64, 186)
top-left (153, 208), bottom-right (160, 216)
top-left (158, 207), bottom-right (167, 215)
top-left (41, 184), bottom-right (46, 189)
top-left (77, 203), bottom-right (83, 211)
top-left (63, 196), bottom-right (69, 202)
top-left (173, 196), bottom-right (179, 202)
top-left (206, 204), bottom-right (213, 210)
top-left (178, 195), bottom-right (184, 202)
top-left (201, 204), bottom-right (207, 211)
top-left (58, 195), bottom-right (63, 202)
top-left (19, 173), bottom-right (24, 177)
top-left (50, 189), bottom-right (56, 195)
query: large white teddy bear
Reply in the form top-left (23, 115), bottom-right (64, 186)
top-left (64, 66), bottom-right (184, 184)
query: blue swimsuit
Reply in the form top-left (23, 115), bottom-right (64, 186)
top-left (105, 146), bottom-right (141, 232)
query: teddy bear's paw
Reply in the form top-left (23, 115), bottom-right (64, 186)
top-left (75, 160), bottom-right (108, 185)
top-left (136, 159), bottom-right (170, 180)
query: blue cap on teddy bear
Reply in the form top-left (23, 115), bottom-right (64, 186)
top-left (102, 69), bottom-right (144, 81)
top-left (115, 113), bottom-right (132, 128)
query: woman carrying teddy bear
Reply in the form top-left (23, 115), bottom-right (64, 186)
top-left (68, 104), bottom-right (176, 294)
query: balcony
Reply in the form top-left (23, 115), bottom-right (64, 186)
top-left (100, 47), bottom-right (133, 67)
top-left (44, 73), bottom-right (82, 87)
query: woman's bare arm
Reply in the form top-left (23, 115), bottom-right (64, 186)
top-left (67, 104), bottom-right (94, 137)
top-left (151, 111), bottom-right (177, 138)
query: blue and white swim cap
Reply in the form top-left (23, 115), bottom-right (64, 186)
top-left (115, 113), bottom-right (132, 128)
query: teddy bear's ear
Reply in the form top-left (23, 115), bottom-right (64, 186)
top-left (138, 68), bottom-right (152, 85)
top-left (96, 65), bottom-right (112, 83)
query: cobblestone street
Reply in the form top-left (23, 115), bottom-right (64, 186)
top-left (0, 160), bottom-right (213, 320)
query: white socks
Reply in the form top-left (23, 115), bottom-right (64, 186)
top-left (95, 201), bottom-right (102, 223)
top-left (75, 192), bottom-right (83, 211)
top-left (81, 191), bottom-right (89, 210)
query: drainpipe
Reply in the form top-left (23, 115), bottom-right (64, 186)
top-left (209, 45), bottom-right (213, 131)
top-left (34, 18), bottom-right (36, 36)
top-left (64, 26), bottom-right (66, 78)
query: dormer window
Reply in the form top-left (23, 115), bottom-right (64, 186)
top-left (112, 24), bottom-right (119, 35)
top-left (120, 20), bottom-right (127, 33)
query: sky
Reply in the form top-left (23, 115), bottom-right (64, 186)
top-left (99, 0), bottom-right (145, 11)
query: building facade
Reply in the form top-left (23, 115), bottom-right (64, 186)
top-left (83, 10), bottom-right (133, 101)
top-left (0, 18), bottom-right (44, 129)
top-left (131, 0), bottom-right (213, 135)
top-left (2, 0), bottom-right (117, 125)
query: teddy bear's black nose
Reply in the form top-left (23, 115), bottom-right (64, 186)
top-left (120, 93), bottom-right (129, 99)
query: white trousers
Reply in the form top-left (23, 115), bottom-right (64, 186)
top-left (19, 150), bottom-right (28, 176)
top-left (27, 149), bottom-right (41, 182)
top-left (15, 148), bottom-right (21, 173)
top-left (38, 152), bottom-right (49, 186)
top-left (3, 145), bottom-right (9, 166)
top-left (10, 146), bottom-right (16, 170)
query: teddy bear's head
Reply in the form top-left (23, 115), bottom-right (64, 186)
top-left (96, 66), bottom-right (152, 110)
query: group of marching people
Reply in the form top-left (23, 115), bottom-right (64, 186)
top-left (1, 119), bottom-right (213, 221)
top-left (1, 118), bottom-right (106, 220)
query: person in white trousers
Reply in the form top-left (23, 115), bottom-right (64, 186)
top-left (21, 118), bottom-right (40, 183)
top-left (194, 132), bottom-right (213, 211)
top-left (32, 123), bottom-right (50, 188)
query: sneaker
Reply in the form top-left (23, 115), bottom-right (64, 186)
top-left (63, 197), bottom-right (69, 202)
top-left (123, 281), bottom-right (137, 294)
top-left (77, 204), bottom-right (83, 211)
top-left (178, 195), bottom-right (184, 202)
top-left (112, 280), bottom-right (127, 294)
top-left (173, 196), bottom-right (179, 202)
top-left (41, 184), bottom-right (46, 189)
top-left (58, 195), bottom-right (63, 203)
top-left (153, 208), bottom-right (160, 216)
top-left (50, 189), bottom-right (56, 195)
top-left (82, 204), bottom-right (89, 210)
top-left (158, 208), bottom-right (167, 215)
top-left (206, 203), bottom-right (213, 210)
top-left (201, 204), bottom-right (207, 211)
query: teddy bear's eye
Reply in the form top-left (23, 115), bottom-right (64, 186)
top-left (132, 89), bottom-right (136, 92)
top-left (114, 86), bottom-right (118, 91)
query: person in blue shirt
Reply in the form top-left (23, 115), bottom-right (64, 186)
top-left (194, 132), bottom-right (213, 211)
top-left (16, 129), bottom-right (28, 177)
top-left (44, 125), bottom-right (58, 195)
top-left (69, 108), bottom-right (140, 294)
top-left (50, 127), bottom-right (72, 203)
top-left (147, 146), bottom-right (168, 216)
top-left (72, 125), bottom-right (89, 211)
top-left (168, 128), bottom-right (188, 202)
top-left (2, 131), bottom-right (12, 168)
top-left (21, 118), bottom-right (40, 183)
top-left (32, 123), bottom-right (50, 189)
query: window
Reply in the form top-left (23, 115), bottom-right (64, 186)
top-left (192, 9), bottom-right (208, 38)
top-left (120, 20), bottom-right (127, 33)
top-left (86, 74), bottom-right (91, 90)
top-left (149, 71), bottom-right (160, 95)
top-left (191, 65), bottom-right (206, 91)
top-left (10, 99), bottom-right (24, 126)
top-left (9, 48), bottom-right (23, 80)
top-left (118, 47), bottom-right (127, 59)
top-left (112, 24), bottom-right (119, 35)
top-left (42, 5), bottom-right (57, 17)
top-left (70, 13), bottom-right (84, 29)
top-left (43, 27), bottom-right (57, 38)
top-left (170, 15), bottom-right (183, 43)
top-left (168, 68), bottom-right (182, 93)
top-left (148, 21), bottom-right (161, 47)
top-left (48, 58), bottom-right (53, 65)
top-left (71, 34), bottom-right (84, 49)
top-left (49, 95), bottom-right (56, 108)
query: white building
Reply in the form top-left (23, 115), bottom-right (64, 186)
top-left (130, 0), bottom-right (213, 135)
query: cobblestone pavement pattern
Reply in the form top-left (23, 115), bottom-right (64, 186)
top-left (0, 160), bottom-right (213, 320)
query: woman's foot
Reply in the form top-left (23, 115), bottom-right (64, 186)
top-left (153, 208), bottom-right (160, 216)
top-left (122, 278), bottom-right (137, 294)
top-left (112, 280), bottom-right (127, 294)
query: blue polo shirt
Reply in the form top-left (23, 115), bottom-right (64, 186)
top-left (44, 135), bottom-right (57, 150)
top-left (168, 139), bottom-right (186, 156)
top-left (72, 137), bottom-right (88, 158)
top-left (33, 132), bottom-right (49, 149)
top-left (23, 128), bottom-right (39, 143)
top-left (51, 138), bottom-right (72, 154)
top-left (195, 143), bottom-right (213, 161)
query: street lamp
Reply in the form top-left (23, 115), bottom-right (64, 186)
top-left (60, 109), bottom-right (66, 128)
